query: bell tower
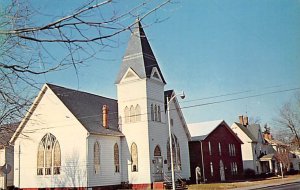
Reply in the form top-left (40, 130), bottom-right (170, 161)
top-left (116, 20), bottom-right (167, 185)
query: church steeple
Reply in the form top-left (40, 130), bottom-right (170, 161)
top-left (115, 20), bottom-right (166, 84)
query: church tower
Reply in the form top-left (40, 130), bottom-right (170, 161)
top-left (116, 21), bottom-right (168, 185)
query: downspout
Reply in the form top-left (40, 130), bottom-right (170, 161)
top-left (200, 141), bottom-right (205, 183)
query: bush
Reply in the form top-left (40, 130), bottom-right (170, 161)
top-left (244, 168), bottom-right (256, 178)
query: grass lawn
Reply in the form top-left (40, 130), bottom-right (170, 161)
top-left (188, 174), bottom-right (300, 189)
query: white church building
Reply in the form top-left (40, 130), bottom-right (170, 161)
top-left (9, 21), bottom-right (191, 189)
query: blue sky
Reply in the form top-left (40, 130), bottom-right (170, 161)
top-left (28, 0), bottom-right (300, 128)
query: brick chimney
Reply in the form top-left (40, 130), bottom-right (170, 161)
top-left (239, 115), bottom-right (248, 126)
top-left (102, 105), bottom-right (109, 129)
top-left (243, 116), bottom-right (249, 126)
top-left (239, 115), bottom-right (244, 125)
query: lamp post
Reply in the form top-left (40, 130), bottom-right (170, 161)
top-left (167, 91), bottom-right (185, 190)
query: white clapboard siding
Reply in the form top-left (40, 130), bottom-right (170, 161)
top-left (167, 99), bottom-right (191, 179)
top-left (87, 135), bottom-right (121, 187)
top-left (117, 79), bottom-right (152, 184)
top-left (14, 87), bottom-right (88, 188)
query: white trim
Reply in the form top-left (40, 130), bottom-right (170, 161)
top-left (120, 67), bottom-right (140, 83)
top-left (150, 67), bottom-right (163, 82)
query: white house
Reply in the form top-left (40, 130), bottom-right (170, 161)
top-left (231, 116), bottom-right (270, 174)
top-left (9, 20), bottom-right (191, 189)
top-left (0, 123), bottom-right (18, 189)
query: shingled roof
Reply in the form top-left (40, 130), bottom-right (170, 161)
top-left (47, 84), bottom-right (123, 136)
top-left (115, 20), bottom-right (166, 84)
top-left (233, 122), bottom-right (257, 142)
top-left (0, 123), bottom-right (19, 148)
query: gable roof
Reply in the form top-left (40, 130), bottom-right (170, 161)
top-left (188, 120), bottom-right (243, 143)
top-left (47, 84), bottom-right (123, 136)
top-left (164, 90), bottom-right (191, 141)
top-left (0, 123), bottom-right (19, 148)
top-left (188, 120), bottom-right (223, 141)
top-left (233, 122), bottom-right (257, 142)
top-left (115, 20), bottom-right (166, 84)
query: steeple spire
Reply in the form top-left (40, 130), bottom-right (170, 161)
top-left (115, 20), bottom-right (166, 84)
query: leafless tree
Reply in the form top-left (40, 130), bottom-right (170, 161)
top-left (274, 146), bottom-right (291, 175)
top-left (0, 0), bottom-right (172, 126)
top-left (275, 93), bottom-right (300, 149)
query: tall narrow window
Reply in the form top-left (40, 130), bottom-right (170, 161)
top-left (218, 142), bottom-right (222, 156)
top-left (233, 144), bottom-right (236, 156)
top-left (210, 162), bottom-right (214, 176)
top-left (229, 144), bottom-right (232, 156)
top-left (114, 143), bottom-right (120, 173)
top-left (174, 135), bottom-right (181, 171)
top-left (154, 105), bottom-right (158, 121)
top-left (234, 162), bottom-right (238, 175)
top-left (94, 141), bottom-right (100, 174)
top-left (37, 142), bottom-right (44, 175)
top-left (167, 140), bottom-right (171, 171)
top-left (124, 106), bottom-right (129, 123)
top-left (151, 104), bottom-right (154, 121)
top-left (130, 105), bottom-right (135, 123)
top-left (53, 142), bottom-right (61, 174)
top-left (131, 143), bottom-right (138, 172)
top-left (157, 106), bottom-right (161, 122)
top-left (37, 133), bottom-right (61, 176)
top-left (135, 104), bottom-right (141, 122)
top-left (208, 141), bottom-right (212, 155)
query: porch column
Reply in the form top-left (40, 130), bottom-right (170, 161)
top-left (269, 160), bottom-right (273, 173)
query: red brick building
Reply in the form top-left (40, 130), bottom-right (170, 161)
top-left (188, 120), bottom-right (243, 183)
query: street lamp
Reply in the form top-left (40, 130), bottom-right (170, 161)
top-left (167, 91), bottom-right (185, 190)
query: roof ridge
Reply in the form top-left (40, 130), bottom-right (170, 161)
top-left (46, 83), bottom-right (116, 101)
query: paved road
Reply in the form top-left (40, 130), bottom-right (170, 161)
top-left (254, 181), bottom-right (300, 190)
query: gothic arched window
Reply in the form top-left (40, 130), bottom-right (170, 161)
top-left (94, 141), bottom-right (100, 174)
top-left (154, 105), bottom-right (158, 121)
top-left (37, 133), bottom-right (61, 175)
top-left (151, 104), bottom-right (154, 121)
top-left (124, 106), bottom-right (129, 123)
top-left (135, 104), bottom-right (141, 122)
top-left (131, 143), bottom-right (138, 172)
top-left (167, 134), bottom-right (181, 171)
top-left (157, 106), bottom-right (161, 122)
top-left (130, 105), bottom-right (135, 123)
top-left (114, 143), bottom-right (120, 173)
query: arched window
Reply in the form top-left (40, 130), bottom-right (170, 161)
top-left (154, 105), bottom-right (158, 121)
top-left (130, 105), bottom-right (135, 123)
top-left (37, 133), bottom-right (61, 175)
top-left (167, 135), bottom-right (181, 171)
top-left (157, 106), bottom-right (161, 122)
top-left (210, 162), bottom-right (214, 176)
top-left (208, 141), bottom-right (212, 155)
top-left (233, 144), bottom-right (236, 156)
top-left (167, 140), bottom-right (171, 170)
top-left (135, 104), bottom-right (141, 122)
top-left (53, 142), bottom-right (61, 174)
top-left (124, 106), bottom-right (129, 123)
top-left (151, 104), bottom-right (154, 121)
top-left (219, 142), bottom-right (222, 156)
top-left (154, 145), bottom-right (161, 156)
top-left (114, 143), bottom-right (120, 173)
top-left (94, 141), bottom-right (100, 174)
top-left (131, 143), bottom-right (138, 172)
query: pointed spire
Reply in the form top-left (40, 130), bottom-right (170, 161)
top-left (115, 20), bottom-right (166, 84)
